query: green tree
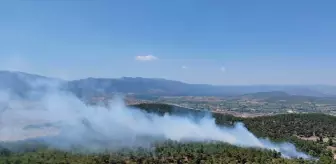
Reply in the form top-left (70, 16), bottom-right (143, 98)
top-left (328, 138), bottom-right (333, 146)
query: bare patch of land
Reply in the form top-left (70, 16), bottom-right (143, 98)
top-left (327, 146), bottom-right (336, 160)
top-left (297, 136), bottom-right (319, 142)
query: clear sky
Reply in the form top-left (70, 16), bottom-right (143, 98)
top-left (0, 0), bottom-right (335, 85)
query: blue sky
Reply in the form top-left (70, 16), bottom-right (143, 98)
top-left (0, 0), bottom-right (335, 85)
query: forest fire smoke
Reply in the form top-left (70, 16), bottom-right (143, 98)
top-left (0, 80), bottom-right (311, 159)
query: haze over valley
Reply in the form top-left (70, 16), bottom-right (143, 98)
top-left (1, 70), bottom-right (336, 117)
top-left (0, 70), bottom-right (335, 163)
top-left (1, 0), bottom-right (336, 163)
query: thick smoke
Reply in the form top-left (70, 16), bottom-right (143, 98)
top-left (0, 79), bottom-right (311, 159)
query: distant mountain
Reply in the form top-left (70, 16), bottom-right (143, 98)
top-left (240, 91), bottom-right (290, 99)
top-left (65, 78), bottom-right (336, 98)
top-left (0, 71), bottom-right (62, 98)
top-left (237, 91), bottom-right (336, 105)
top-left (64, 77), bottom-right (240, 98)
top-left (0, 70), bottom-right (336, 98)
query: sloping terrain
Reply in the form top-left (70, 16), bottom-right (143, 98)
top-left (1, 103), bottom-right (336, 163)
top-left (1, 71), bottom-right (336, 98)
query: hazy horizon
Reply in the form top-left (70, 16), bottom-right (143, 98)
top-left (2, 69), bottom-right (336, 87)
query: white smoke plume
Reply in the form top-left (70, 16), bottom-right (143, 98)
top-left (0, 79), bottom-right (311, 159)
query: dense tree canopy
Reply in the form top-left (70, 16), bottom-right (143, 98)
top-left (133, 103), bottom-right (336, 158)
top-left (1, 141), bottom-right (333, 164)
top-left (1, 103), bottom-right (335, 163)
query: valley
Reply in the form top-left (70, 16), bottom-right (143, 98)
top-left (87, 92), bottom-right (336, 117)
top-left (1, 71), bottom-right (336, 163)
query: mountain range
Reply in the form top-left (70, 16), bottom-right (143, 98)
top-left (0, 70), bottom-right (336, 98)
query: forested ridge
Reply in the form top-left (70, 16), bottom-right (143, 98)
top-left (132, 103), bottom-right (336, 139)
top-left (133, 103), bottom-right (336, 159)
top-left (1, 141), bottom-right (332, 164)
top-left (213, 113), bottom-right (336, 158)
top-left (216, 113), bottom-right (336, 139)
top-left (0, 103), bottom-right (335, 163)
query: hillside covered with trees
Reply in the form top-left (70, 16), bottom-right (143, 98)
top-left (0, 103), bottom-right (335, 163)
top-left (133, 103), bottom-right (336, 159)
top-left (1, 141), bottom-right (330, 164)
